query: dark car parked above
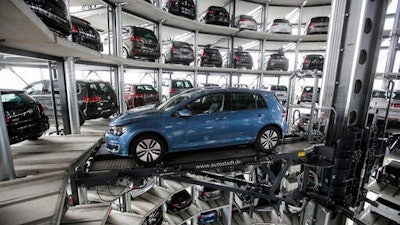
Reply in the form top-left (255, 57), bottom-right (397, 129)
top-left (166, 0), bottom-right (196, 20)
top-left (166, 190), bottom-right (192, 213)
top-left (124, 84), bottom-right (159, 109)
top-left (233, 50), bottom-right (253, 69)
top-left (105, 88), bottom-right (287, 166)
top-left (198, 184), bottom-right (223, 201)
top-left (306, 16), bottom-right (329, 34)
top-left (71, 16), bottom-right (102, 51)
top-left (24, 80), bottom-right (119, 125)
top-left (24, 0), bottom-right (71, 36)
top-left (162, 41), bottom-right (194, 65)
top-left (161, 79), bottom-right (193, 100)
top-left (267, 53), bottom-right (289, 71)
top-left (200, 47), bottom-right (223, 67)
top-left (104, 26), bottom-right (160, 61)
top-left (2, 89), bottom-right (49, 144)
top-left (302, 54), bottom-right (324, 71)
top-left (298, 86), bottom-right (320, 104)
top-left (204, 6), bottom-right (230, 27)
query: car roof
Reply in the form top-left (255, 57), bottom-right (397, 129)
top-left (0, 89), bottom-right (24, 93)
top-left (185, 87), bottom-right (271, 96)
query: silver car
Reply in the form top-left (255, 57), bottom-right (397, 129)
top-left (306, 16), bottom-right (329, 34)
top-left (234, 15), bottom-right (258, 31)
top-left (269, 19), bottom-right (292, 34)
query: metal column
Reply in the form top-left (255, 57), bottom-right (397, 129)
top-left (64, 57), bottom-right (80, 134)
top-left (113, 3), bottom-right (125, 112)
top-left (326, 0), bottom-right (389, 144)
top-left (0, 92), bottom-right (15, 181)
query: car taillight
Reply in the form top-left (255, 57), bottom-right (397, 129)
top-left (309, 22), bottom-right (316, 27)
top-left (170, 88), bottom-right (178, 93)
top-left (39, 103), bottom-right (45, 115)
top-left (282, 109), bottom-right (287, 118)
top-left (131, 36), bottom-right (144, 42)
top-left (198, 215), bottom-right (205, 219)
top-left (201, 52), bottom-right (206, 58)
top-left (208, 10), bottom-right (214, 15)
top-left (171, 46), bottom-right (179, 52)
top-left (272, 23), bottom-right (278, 26)
top-left (303, 58), bottom-right (310, 63)
top-left (234, 55), bottom-right (240, 60)
top-left (5, 114), bottom-right (10, 123)
top-left (172, 203), bottom-right (179, 207)
top-left (391, 103), bottom-right (400, 108)
top-left (71, 24), bottom-right (78, 33)
top-left (83, 96), bottom-right (101, 103)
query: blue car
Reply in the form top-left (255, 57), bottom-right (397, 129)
top-left (105, 88), bottom-right (287, 166)
top-left (198, 210), bottom-right (218, 224)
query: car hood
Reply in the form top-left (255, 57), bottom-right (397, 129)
top-left (110, 104), bottom-right (161, 125)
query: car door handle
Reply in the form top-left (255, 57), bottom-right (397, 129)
top-left (215, 117), bottom-right (226, 120)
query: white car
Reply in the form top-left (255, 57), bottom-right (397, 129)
top-left (234, 15), bottom-right (258, 31)
top-left (269, 19), bottom-right (292, 34)
top-left (266, 85), bottom-right (288, 103)
top-left (369, 90), bottom-right (400, 124)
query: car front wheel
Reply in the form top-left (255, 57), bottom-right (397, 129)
top-left (255, 126), bottom-right (281, 153)
top-left (131, 134), bottom-right (166, 166)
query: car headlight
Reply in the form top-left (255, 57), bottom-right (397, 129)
top-left (107, 126), bottom-right (127, 136)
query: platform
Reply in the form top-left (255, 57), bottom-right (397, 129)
top-left (0, 134), bottom-right (104, 224)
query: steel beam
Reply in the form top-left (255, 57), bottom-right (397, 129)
top-left (326, 0), bottom-right (389, 144)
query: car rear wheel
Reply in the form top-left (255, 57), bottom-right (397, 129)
top-left (27, 133), bottom-right (43, 140)
top-left (131, 134), bottom-right (166, 166)
top-left (255, 126), bottom-right (281, 153)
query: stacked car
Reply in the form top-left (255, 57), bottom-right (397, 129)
top-left (2, 89), bottom-right (49, 144)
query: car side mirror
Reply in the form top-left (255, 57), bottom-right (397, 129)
top-left (177, 109), bottom-right (192, 117)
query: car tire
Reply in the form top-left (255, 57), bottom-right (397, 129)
top-left (131, 134), bottom-right (166, 166)
top-left (255, 126), bottom-right (281, 153)
top-left (27, 133), bottom-right (43, 140)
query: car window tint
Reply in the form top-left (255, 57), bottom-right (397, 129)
top-left (230, 93), bottom-right (266, 110)
top-left (185, 93), bottom-right (225, 114)
top-left (143, 85), bottom-right (155, 91)
top-left (26, 82), bottom-right (45, 95)
top-left (393, 92), bottom-right (400, 100)
top-left (2, 93), bottom-right (22, 103)
top-left (98, 83), bottom-right (112, 95)
top-left (372, 90), bottom-right (386, 98)
top-left (135, 28), bottom-right (156, 40)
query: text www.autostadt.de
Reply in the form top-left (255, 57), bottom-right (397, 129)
top-left (195, 160), bottom-right (242, 169)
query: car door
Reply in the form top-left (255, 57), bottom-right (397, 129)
top-left (171, 93), bottom-right (229, 151)
top-left (224, 92), bottom-right (268, 144)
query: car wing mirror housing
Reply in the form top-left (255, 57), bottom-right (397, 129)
top-left (177, 109), bottom-right (192, 117)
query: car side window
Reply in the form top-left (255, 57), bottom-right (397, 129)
top-left (230, 93), bottom-right (267, 111)
top-left (26, 82), bottom-right (45, 95)
top-left (98, 83), bottom-right (111, 94)
top-left (184, 94), bottom-right (225, 115)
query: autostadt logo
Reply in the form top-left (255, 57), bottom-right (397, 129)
top-left (195, 160), bottom-right (242, 169)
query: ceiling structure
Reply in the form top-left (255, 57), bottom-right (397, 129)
top-left (69, 0), bottom-right (331, 52)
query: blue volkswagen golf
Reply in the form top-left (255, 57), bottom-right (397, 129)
top-left (105, 88), bottom-right (287, 166)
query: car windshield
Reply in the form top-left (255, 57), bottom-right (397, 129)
top-left (1, 92), bottom-right (32, 103)
top-left (156, 91), bottom-right (196, 112)
top-left (271, 86), bottom-right (287, 91)
top-left (311, 17), bottom-right (329, 23)
top-left (174, 42), bottom-right (191, 48)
